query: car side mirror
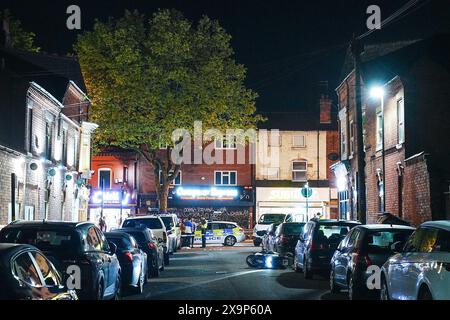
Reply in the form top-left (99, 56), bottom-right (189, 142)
top-left (108, 241), bottom-right (117, 255)
top-left (391, 241), bottom-right (404, 253)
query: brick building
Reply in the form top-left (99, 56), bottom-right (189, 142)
top-left (255, 96), bottom-right (339, 222)
top-left (90, 143), bottom-right (255, 230)
top-left (0, 47), bottom-right (96, 226)
top-left (333, 34), bottom-right (450, 225)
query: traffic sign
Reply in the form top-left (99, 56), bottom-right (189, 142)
top-left (301, 187), bottom-right (313, 198)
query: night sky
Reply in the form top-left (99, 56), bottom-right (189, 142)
top-left (1, 0), bottom-right (449, 112)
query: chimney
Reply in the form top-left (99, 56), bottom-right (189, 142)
top-left (319, 95), bottom-right (332, 124)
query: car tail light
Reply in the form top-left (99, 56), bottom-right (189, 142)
top-left (354, 251), bottom-right (372, 266)
top-left (148, 242), bottom-right (157, 250)
top-left (124, 252), bottom-right (133, 262)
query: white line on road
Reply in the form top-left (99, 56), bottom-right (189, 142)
top-left (146, 269), bottom-right (267, 299)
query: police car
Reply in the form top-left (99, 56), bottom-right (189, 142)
top-left (194, 221), bottom-right (246, 246)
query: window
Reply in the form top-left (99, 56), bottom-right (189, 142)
top-left (292, 135), bottom-right (306, 148)
top-left (397, 98), bottom-right (405, 144)
top-left (98, 169), bottom-right (111, 189)
top-left (30, 252), bottom-right (60, 287)
top-left (12, 252), bottom-right (42, 287)
top-left (266, 167), bottom-right (279, 180)
top-left (159, 170), bottom-right (182, 185)
top-left (27, 108), bottom-right (33, 152)
top-left (215, 135), bottom-right (237, 149)
top-left (45, 121), bottom-right (53, 159)
top-left (340, 121), bottom-right (346, 156)
top-left (73, 136), bottom-right (78, 167)
top-left (376, 111), bottom-right (383, 151)
top-left (269, 135), bottom-right (282, 147)
top-left (123, 167), bottom-right (129, 183)
top-left (292, 161), bottom-right (307, 182)
top-left (85, 226), bottom-right (103, 251)
top-left (215, 171), bottom-right (237, 185)
top-left (349, 120), bottom-right (355, 156)
top-left (404, 227), bottom-right (450, 253)
top-left (61, 129), bottom-right (68, 165)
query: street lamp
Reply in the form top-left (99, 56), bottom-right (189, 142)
top-left (370, 86), bottom-right (386, 213)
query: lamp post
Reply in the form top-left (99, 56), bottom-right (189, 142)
top-left (370, 86), bottom-right (386, 213)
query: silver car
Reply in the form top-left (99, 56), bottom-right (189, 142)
top-left (380, 220), bottom-right (450, 300)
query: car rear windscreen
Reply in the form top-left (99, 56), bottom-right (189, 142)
top-left (258, 214), bottom-right (286, 225)
top-left (106, 236), bottom-right (132, 250)
top-left (366, 229), bottom-right (414, 253)
top-left (283, 223), bottom-right (305, 235)
top-left (0, 228), bottom-right (78, 253)
top-left (315, 225), bottom-right (353, 245)
top-left (126, 232), bottom-right (147, 244)
top-left (123, 218), bottom-right (163, 230)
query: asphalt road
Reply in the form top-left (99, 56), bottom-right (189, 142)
top-left (125, 243), bottom-right (348, 300)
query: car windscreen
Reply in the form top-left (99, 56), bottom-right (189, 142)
top-left (314, 225), bottom-right (353, 246)
top-left (126, 231), bottom-right (147, 244)
top-left (123, 218), bottom-right (163, 230)
top-left (0, 228), bottom-right (79, 254)
top-left (258, 214), bottom-right (286, 225)
top-left (106, 236), bottom-right (131, 250)
top-left (366, 229), bottom-right (414, 253)
top-left (282, 223), bottom-right (305, 235)
top-left (160, 217), bottom-right (174, 229)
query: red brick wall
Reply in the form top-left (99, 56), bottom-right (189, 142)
top-left (403, 155), bottom-right (432, 227)
top-left (91, 153), bottom-right (137, 192)
top-left (326, 130), bottom-right (339, 187)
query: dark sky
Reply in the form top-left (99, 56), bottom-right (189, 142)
top-left (1, 0), bottom-right (449, 112)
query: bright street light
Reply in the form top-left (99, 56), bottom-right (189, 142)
top-left (370, 86), bottom-right (385, 99)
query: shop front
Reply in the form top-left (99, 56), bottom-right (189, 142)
top-left (256, 187), bottom-right (332, 222)
top-left (165, 185), bottom-right (255, 229)
top-left (88, 188), bottom-right (138, 231)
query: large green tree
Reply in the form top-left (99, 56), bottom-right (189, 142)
top-left (0, 10), bottom-right (40, 52)
top-left (76, 9), bottom-right (263, 211)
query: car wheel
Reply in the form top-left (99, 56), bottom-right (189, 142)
top-left (224, 236), bottom-right (237, 246)
top-left (164, 252), bottom-right (170, 265)
top-left (113, 274), bottom-right (121, 300)
top-left (418, 286), bottom-right (433, 300)
top-left (380, 275), bottom-right (390, 300)
top-left (304, 259), bottom-right (313, 279)
top-left (330, 268), bottom-right (340, 293)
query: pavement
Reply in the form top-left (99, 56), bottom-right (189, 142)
top-left (125, 241), bottom-right (348, 300)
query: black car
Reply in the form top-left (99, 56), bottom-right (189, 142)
top-left (117, 227), bottom-right (164, 278)
top-left (0, 221), bottom-right (121, 300)
top-left (269, 222), bottom-right (306, 256)
top-left (0, 243), bottom-right (77, 300)
top-left (262, 223), bottom-right (280, 252)
top-left (294, 219), bottom-right (361, 279)
top-left (330, 224), bottom-right (415, 300)
top-left (105, 231), bottom-right (148, 294)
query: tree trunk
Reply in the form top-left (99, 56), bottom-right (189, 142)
top-left (159, 183), bottom-right (170, 213)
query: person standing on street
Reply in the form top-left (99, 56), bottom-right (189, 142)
top-left (184, 217), bottom-right (194, 248)
top-left (200, 219), bottom-right (208, 248)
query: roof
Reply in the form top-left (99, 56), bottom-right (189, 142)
top-left (0, 47), bottom-right (87, 101)
top-left (311, 219), bottom-right (360, 225)
top-left (104, 231), bottom-right (132, 238)
top-left (356, 224), bottom-right (415, 230)
top-left (421, 220), bottom-right (450, 231)
top-left (208, 221), bottom-right (239, 225)
top-left (258, 112), bottom-right (337, 131)
top-left (5, 220), bottom-right (92, 228)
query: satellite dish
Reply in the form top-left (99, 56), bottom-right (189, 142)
top-left (29, 162), bottom-right (38, 171)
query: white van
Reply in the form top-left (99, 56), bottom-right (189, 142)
top-left (253, 213), bottom-right (303, 246)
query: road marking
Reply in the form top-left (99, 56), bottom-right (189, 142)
top-left (146, 269), bottom-right (267, 299)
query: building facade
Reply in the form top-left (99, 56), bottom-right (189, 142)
top-left (255, 96), bottom-right (339, 223)
top-left (0, 48), bottom-right (96, 226)
top-left (333, 35), bottom-right (450, 225)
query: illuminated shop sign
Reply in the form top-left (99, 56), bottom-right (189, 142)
top-left (169, 186), bottom-right (254, 207)
top-left (90, 189), bottom-right (136, 206)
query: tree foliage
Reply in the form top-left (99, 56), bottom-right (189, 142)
top-left (0, 10), bottom-right (40, 52)
top-left (76, 9), bottom-right (263, 210)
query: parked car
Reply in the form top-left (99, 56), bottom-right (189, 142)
top-left (294, 219), bottom-right (360, 279)
top-left (261, 223), bottom-right (280, 251)
top-left (0, 243), bottom-right (78, 300)
top-left (159, 213), bottom-right (181, 253)
top-left (118, 227), bottom-right (164, 278)
top-left (380, 220), bottom-right (450, 300)
top-left (330, 224), bottom-right (415, 300)
top-left (253, 213), bottom-right (300, 246)
top-left (0, 221), bottom-right (121, 300)
top-left (194, 221), bottom-right (246, 246)
top-left (269, 222), bottom-right (306, 256)
top-left (104, 231), bottom-right (148, 294)
top-left (122, 216), bottom-right (170, 265)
